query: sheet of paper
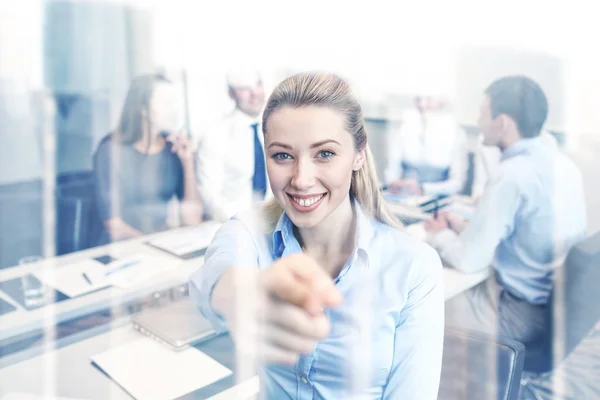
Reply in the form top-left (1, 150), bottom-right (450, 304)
top-left (91, 337), bottom-right (231, 400)
top-left (206, 376), bottom-right (260, 400)
top-left (147, 222), bottom-right (221, 256)
top-left (83, 254), bottom-right (181, 290)
top-left (34, 259), bottom-right (110, 298)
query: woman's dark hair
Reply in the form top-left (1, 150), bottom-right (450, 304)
top-left (485, 75), bottom-right (548, 138)
top-left (114, 73), bottom-right (171, 145)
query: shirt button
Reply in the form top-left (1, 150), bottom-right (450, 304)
top-left (301, 376), bottom-right (308, 384)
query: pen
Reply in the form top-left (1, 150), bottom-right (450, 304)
top-left (433, 200), bottom-right (439, 219)
top-left (82, 273), bottom-right (92, 285)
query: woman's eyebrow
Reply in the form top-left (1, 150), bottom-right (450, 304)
top-left (267, 139), bottom-right (341, 150)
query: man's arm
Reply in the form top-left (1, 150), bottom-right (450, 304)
top-left (429, 175), bottom-right (522, 273)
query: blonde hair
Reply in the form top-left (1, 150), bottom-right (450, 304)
top-left (261, 72), bottom-right (402, 231)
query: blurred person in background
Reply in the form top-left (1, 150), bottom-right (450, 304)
top-left (384, 95), bottom-right (468, 197)
top-left (93, 73), bottom-right (202, 244)
top-left (190, 72), bottom-right (444, 399)
top-left (425, 76), bottom-right (586, 343)
top-left (196, 70), bottom-right (271, 222)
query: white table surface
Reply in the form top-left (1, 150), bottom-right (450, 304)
top-left (0, 216), bottom-right (490, 400)
top-left (0, 258), bottom-right (488, 400)
top-left (0, 225), bottom-right (206, 343)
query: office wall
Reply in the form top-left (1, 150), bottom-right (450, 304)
top-left (455, 46), bottom-right (566, 131)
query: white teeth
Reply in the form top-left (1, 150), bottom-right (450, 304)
top-left (292, 194), bottom-right (324, 207)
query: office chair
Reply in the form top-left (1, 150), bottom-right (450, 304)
top-left (522, 232), bottom-right (600, 399)
top-left (56, 171), bottom-right (104, 250)
top-left (439, 328), bottom-right (525, 400)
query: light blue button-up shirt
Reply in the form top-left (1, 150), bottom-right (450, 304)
top-left (190, 200), bottom-right (444, 399)
top-left (431, 136), bottom-right (587, 304)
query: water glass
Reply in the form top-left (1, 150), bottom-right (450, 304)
top-left (19, 256), bottom-right (48, 308)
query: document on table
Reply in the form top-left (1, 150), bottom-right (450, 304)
top-left (146, 222), bottom-right (222, 259)
top-left (91, 336), bottom-right (232, 400)
top-left (83, 254), bottom-right (181, 290)
top-left (34, 258), bottom-right (111, 298)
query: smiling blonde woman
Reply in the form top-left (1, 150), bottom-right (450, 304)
top-left (190, 72), bottom-right (444, 399)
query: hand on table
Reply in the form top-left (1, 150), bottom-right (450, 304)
top-left (424, 212), bottom-right (467, 235)
top-left (424, 214), bottom-right (450, 235)
top-left (388, 178), bottom-right (423, 195)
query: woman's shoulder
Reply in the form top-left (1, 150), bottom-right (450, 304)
top-left (372, 222), bottom-right (442, 276)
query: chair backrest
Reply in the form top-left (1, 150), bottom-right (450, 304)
top-left (56, 170), bottom-right (104, 250)
top-left (563, 231), bottom-right (600, 358)
top-left (55, 195), bottom-right (92, 255)
top-left (522, 232), bottom-right (600, 374)
top-left (439, 328), bottom-right (525, 400)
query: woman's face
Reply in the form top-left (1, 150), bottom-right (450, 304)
top-left (265, 106), bottom-right (365, 229)
top-left (148, 82), bottom-right (181, 134)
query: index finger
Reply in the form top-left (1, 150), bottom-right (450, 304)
top-left (285, 254), bottom-right (342, 307)
top-left (263, 254), bottom-right (342, 314)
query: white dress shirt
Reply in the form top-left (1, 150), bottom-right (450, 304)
top-left (384, 108), bottom-right (469, 196)
top-left (429, 135), bottom-right (586, 304)
top-left (196, 109), bottom-right (272, 222)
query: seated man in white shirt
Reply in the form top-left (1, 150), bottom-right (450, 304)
top-left (384, 96), bottom-right (469, 196)
top-left (425, 76), bottom-right (587, 343)
top-left (196, 71), bottom-right (271, 221)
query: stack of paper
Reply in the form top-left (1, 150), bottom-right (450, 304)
top-left (91, 337), bottom-right (232, 400)
top-left (146, 222), bottom-right (222, 259)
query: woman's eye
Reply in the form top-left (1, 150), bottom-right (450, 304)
top-left (273, 153), bottom-right (292, 161)
top-left (318, 150), bottom-right (335, 159)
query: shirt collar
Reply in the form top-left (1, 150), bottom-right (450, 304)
top-left (233, 108), bottom-right (261, 127)
top-left (271, 197), bottom-right (376, 266)
top-left (501, 136), bottom-right (542, 161)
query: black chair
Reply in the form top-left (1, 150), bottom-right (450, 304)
top-left (56, 170), bottom-right (104, 250)
top-left (439, 328), bottom-right (525, 400)
top-left (0, 190), bottom-right (101, 267)
top-left (522, 232), bottom-right (600, 398)
top-left (522, 232), bottom-right (600, 373)
top-left (55, 195), bottom-right (92, 255)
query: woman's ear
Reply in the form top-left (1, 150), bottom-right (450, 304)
top-left (353, 149), bottom-right (366, 171)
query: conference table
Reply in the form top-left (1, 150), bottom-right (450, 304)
top-left (0, 197), bottom-right (490, 400)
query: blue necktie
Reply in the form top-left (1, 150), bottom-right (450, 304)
top-left (251, 123), bottom-right (267, 198)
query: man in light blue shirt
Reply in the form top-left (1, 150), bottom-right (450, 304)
top-left (425, 75), bottom-right (586, 342)
top-left (190, 199), bottom-right (444, 399)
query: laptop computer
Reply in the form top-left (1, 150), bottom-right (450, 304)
top-left (131, 298), bottom-right (220, 351)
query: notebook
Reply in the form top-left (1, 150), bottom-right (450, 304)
top-left (146, 222), bottom-right (222, 259)
top-left (91, 337), bottom-right (231, 400)
top-left (131, 298), bottom-right (219, 351)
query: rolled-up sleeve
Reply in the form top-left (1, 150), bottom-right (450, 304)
top-left (382, 246), bottom-right (445, 399)
top-left (189, 218), bottom-right (259, 332)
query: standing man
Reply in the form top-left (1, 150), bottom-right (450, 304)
top-left (425, 76), bottom-right (586, 343)
top-left (196, 71), bottom-right (270, 221)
